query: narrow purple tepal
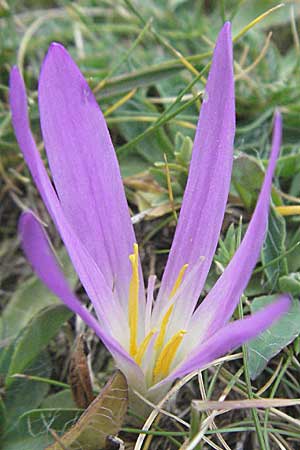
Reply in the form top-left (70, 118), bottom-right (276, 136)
top-left (10, 22), bottom-right (291, 407)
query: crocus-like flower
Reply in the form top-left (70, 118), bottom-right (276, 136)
top-left (10, 23), bottom-right (291, 404)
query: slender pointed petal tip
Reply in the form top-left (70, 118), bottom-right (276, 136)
top-left (218, 21), bottom-right (232, 49)
top-left (154, 18), bottom-right (235, 321)
top-left (9, 65), bottom-right (19, 82)
top-left (274, 108), bottom-right (282, 120)
top-left (44, 42), bottom-right (73, 68)
top-left (49, 41), bottom-right (65, 51)
top-left (38, 38), bottom-right (139, 307)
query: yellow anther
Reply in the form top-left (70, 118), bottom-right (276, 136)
top-left (128, 243), bottom-right (139, 357)
top-left (135, 329), bottom-right (157, 366)
top-left (170, 264), bottom-right (188, 299)
top-left (275, 205), bottom-right (300, 216)
top-left (154, 304), bottom-right (174, 351)
top-left (153, 330), bottom-right (186, 383)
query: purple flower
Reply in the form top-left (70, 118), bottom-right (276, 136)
top-left (10, 23), bottom-right (291, 403)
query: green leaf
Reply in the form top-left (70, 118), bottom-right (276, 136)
top-left (276, 150), bottom-right (300, 179)
top-left (232, 154), bottom-right (265, 209)
top-left (279, 273), bottom-right (300, 296)
top-left (41, 390), bottom-right (76, 410)
top-left (0, 340), bottom-right (15, 378)
top-left (231, 154), bottom-right (281, 209)
top-left (6, 304), bottom-right (72, 387)
top-left (96, 62), bottom-right (184, 99)
top-left (1, 432), bottom-right (53, 450)
top-left (0, 251), bottom-right (77, 341)
top-left (1, 352), bottom-right (54, 449)
top-left (16, 408), bottom-right (82, 446)
top-left (0, 395), bottom-right (7, 435)
top-left (0, 276), bottom-right (60, 342)
top-left (245, 273), bottom-right (269, 298)
top-left (4, 352), bottom-right (52, 429)
top-left (174, 132), bottom-right (193, 167)
top-left (261, 208), bottom-right (288, 287)
top-left (247, 295), bottom-right (300, 379)
top-left (215, 222), bottom-right (243, 268)
top-left (286, 227), bottom-right (300, 272)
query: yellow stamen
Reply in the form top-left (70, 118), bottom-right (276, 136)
top-left (135, 329), bottom-right (157, 366)
top-left (154, 304), bottom-right (174, 351)
top-left (153, 264), bottom-right (188, 355)
top-left (275, 205), bottom-right (300, 216)
top-left (153, 330), bottom-right (186, 382)
top-left (128, 243), bottom-right (139, 357)
top-left (170, 264), bottom-right (188, 298)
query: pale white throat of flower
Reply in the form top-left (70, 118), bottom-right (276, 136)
top-left (128, 243), bottom-right (188, 384)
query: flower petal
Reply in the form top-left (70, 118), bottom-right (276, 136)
top-left (38, 43), bottom-right (142, 309)
top-left (189, 112), bottom-right (283, 344)
top-left (161, 294), bottom-right (291, 384)
top-left (19, 211), bottom-right (128, 347)
top-left (9, 66), bottom-right (124, 329)
top-left (20, 212), bottom-right (146, 392)
top-left (153, 22), bottom-right (235, 319)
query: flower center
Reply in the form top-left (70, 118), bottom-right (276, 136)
top-left (153, 330), bottom-right (186, 382)
top-left (128, 243), bottom-right (187, 382)
top-left (169, 264), bottom-right (188, 298)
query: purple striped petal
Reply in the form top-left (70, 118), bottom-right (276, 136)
top-left (18, 211), bottom-right (150, 394)
top-left (38, 43), bottom-right (142, 309)
top-left (189, 112), bottom-right (283, 343)
top-left (20, 213), bottom-right (145, 393)
top-left (161, 294), bottom-right (291, 384)
top-left (153, 22), bottom-right (235, 320)
top-left (9, 67), bottom-right (124, 328)
top-left (19, 211), bottom-right (139, 372)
